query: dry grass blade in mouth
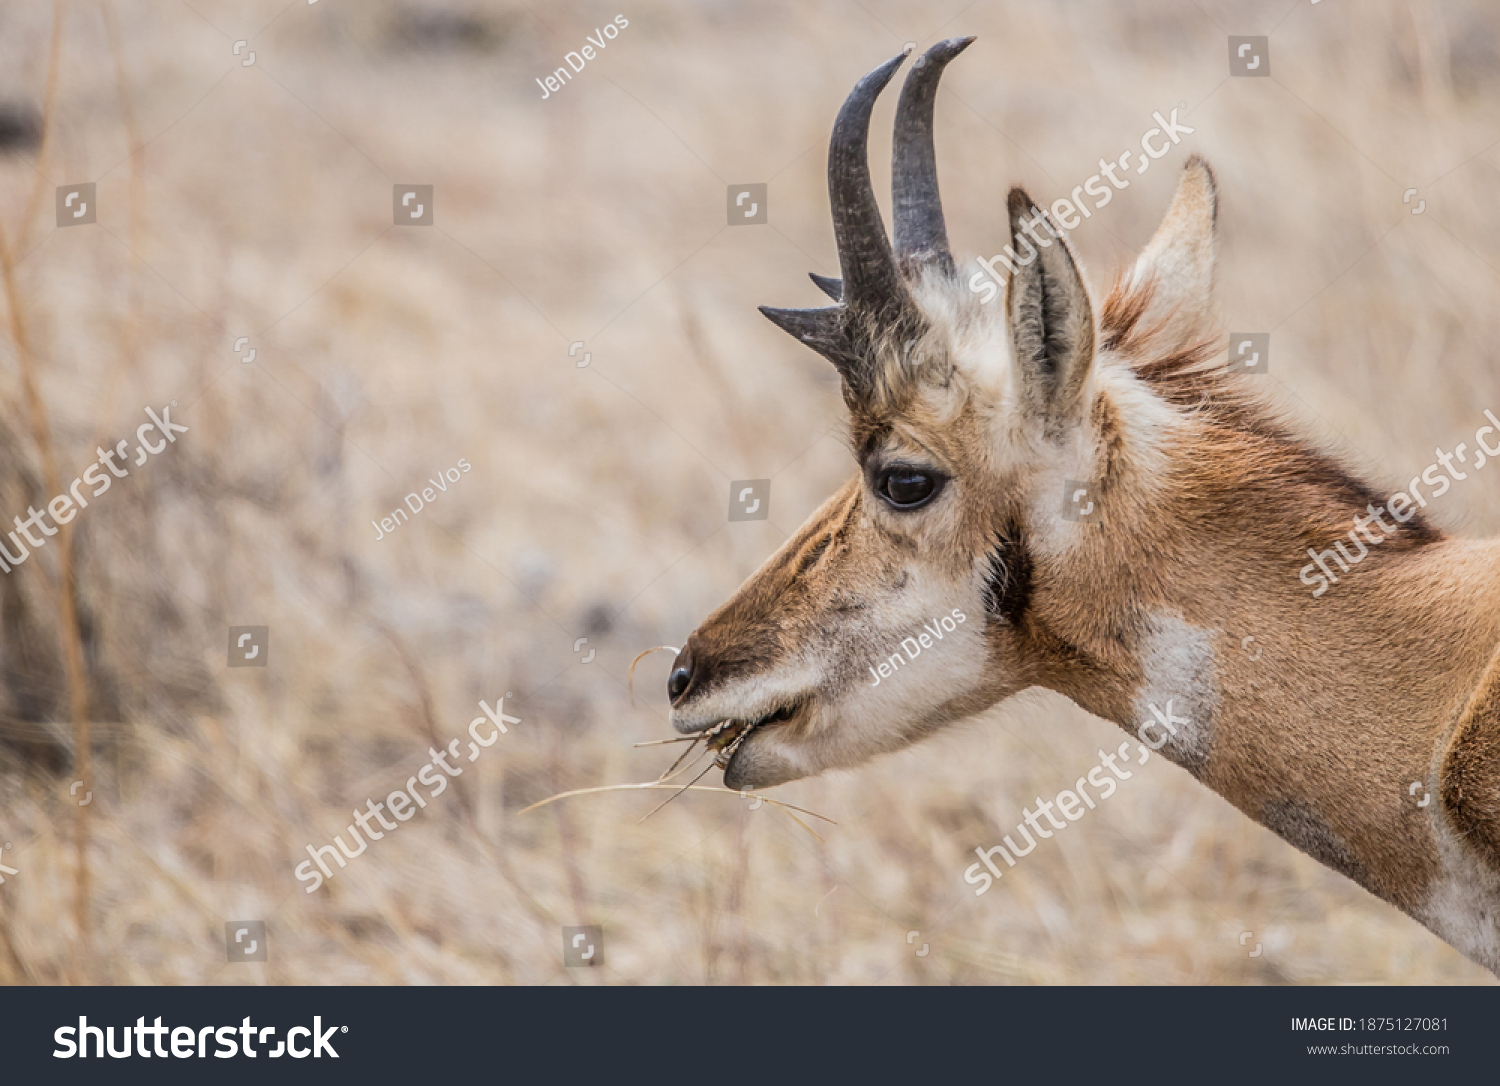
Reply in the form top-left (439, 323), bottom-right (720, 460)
top-left (523, 705), bottom-right (829, 836)
top-left (655, 736), bottom-right (711, 783)
top-left (639, 755), bottom-right (722, 821)
top-left (518, 783), bottom-right (835, 841)
top-left (605, 650), bottom-right (822, 826)
top-left (702, 717), bottom-right (750, 764)
top-left (649, 717), bottom-right (748, 785)
top-left (704, 701), bottom-right (798, 765)
top-left (637, 716), bottom-right (762, 819)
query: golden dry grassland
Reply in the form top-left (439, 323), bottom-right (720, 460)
top-left (0, 0), bottom-right (1496, 984)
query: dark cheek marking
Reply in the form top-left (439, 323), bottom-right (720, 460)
top-left (983, 526), bottom-right (1032, 626)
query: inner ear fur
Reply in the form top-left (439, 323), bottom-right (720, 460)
top-left (1004, 188), bottom-right (1095, 422)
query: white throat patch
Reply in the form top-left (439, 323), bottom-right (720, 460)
top-left (1129, 612), bottom-right (1219, 774)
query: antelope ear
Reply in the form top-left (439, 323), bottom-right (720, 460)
top-left (1005, 188), bottom-right (1095, 421)
top-left (1125, 155), bottom-right (1218, 352)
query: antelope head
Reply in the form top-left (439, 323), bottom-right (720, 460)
top-left (669, 39), bottom-right (1221, 790)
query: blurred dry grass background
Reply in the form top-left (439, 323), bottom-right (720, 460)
top-left (0, 0), bottom-right (1496, 984)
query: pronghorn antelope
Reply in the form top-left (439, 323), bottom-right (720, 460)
top-left (667, 39), bottom-right (1500, 972)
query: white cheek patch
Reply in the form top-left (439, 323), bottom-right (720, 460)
top-left (753, 591), bottom-right (990, 777)
top-left (1129, 612), bottom-right (1219, 775)
top-left (846, 607), bottom-right (988, 737)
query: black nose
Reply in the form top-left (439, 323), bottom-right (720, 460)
top-left (667, 647), bottom-right (694, 703)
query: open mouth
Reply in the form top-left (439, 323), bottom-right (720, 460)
top-left (701, 701), bottom-right (802, 768)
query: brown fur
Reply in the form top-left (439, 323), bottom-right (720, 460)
top-left (673, 129), bottom-right (1500, 970)
top-left (1442, 645), bottom-right (1500, 870)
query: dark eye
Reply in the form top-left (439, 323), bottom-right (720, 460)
top-left (877, 468), bottom-right (943, 510)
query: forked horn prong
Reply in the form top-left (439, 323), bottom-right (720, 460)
top-left (763, 43), bottom-right (977, 393)
top-left (808, 272), bottom-right (843, 301)
top-left (758, 304), bottom-right (850, 367)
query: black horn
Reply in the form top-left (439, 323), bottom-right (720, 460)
top-left (808, 272), bottom-right (843, 301)
top-left (759, 303), bottom-right (846, 360)
top-left (892, 37), bottom-right (974, 276)
top-left (760, 43), bottom-right (976, 395)
top-left (828, 48), bottom-right (912, 320)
